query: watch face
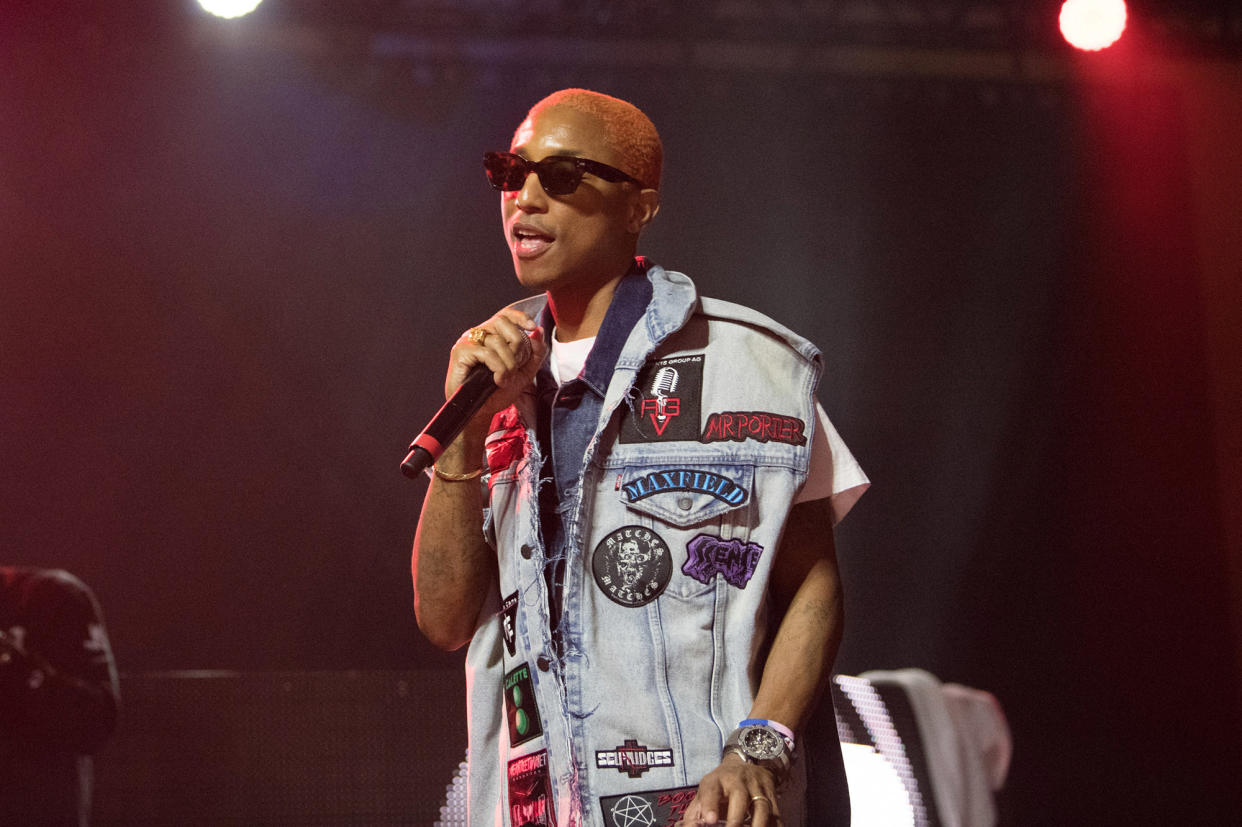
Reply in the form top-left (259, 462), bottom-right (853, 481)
top-left (739, 726), bottom-right (785, 760)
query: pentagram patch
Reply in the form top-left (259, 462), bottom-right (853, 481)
top-left (591, 526), bottom-right (672, 608)
top-left (599, 785), bottom-right (699, 827)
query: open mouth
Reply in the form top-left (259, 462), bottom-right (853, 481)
top-left (512, 226), bottom-right (555, 258)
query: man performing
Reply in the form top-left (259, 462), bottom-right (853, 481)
top-left (412, 89), bottom-right (867, 826)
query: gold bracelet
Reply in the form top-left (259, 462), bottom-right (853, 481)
top-left (432, 465), bottom-right (483, 482)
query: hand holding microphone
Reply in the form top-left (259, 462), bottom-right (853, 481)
top-left (401, 310), bottom-right (545, 479)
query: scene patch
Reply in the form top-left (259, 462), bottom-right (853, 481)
top-left (508, 749), bottom-right (556, 826)
top-left (504, 662), bottom-right (543, 747)
top-left (621, 469), bottom-right (748, 506)
top-left (595, 739), bottom-right (675, 778)
top-left (599, 785), bottom-right (699, 827)
top-left (683, 534), bottom-right (765, 589)
top-left (700, 411), bottom-right (806, 446)
top-left (619, 355), bottom-right (704, 443)
top-left (591, 526), bottom-right (672, 608)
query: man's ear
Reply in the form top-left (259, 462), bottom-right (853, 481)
top-left (628, 188), bottom-right (661, 234)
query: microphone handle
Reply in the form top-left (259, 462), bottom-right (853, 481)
top-left (400, 365), bottom-right (497, 479)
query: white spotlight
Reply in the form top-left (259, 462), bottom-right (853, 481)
top-left (198, 0), bottom-right (264, 19)
top-left (1060, 0), bottom-right (1128, 51)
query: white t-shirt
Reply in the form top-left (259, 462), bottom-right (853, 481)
top-left (550, 333), bottom-right (869, 525)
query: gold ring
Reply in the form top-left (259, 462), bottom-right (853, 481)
top-left (751, 794), bottom-right (770, 804)
top-left (468, 327), bottom-right (488, 346)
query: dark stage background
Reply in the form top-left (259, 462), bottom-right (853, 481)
top-left (3, 3), bottom-right (1240, 824)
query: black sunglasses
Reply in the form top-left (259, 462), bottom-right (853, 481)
top-left (483, 151), bottom-right (644, 195)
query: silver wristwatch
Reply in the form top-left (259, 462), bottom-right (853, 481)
top-left (722, 723), bottom-right (792, 783)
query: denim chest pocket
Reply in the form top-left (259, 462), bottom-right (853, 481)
top-left (617, 464), bottom-right (754, 528)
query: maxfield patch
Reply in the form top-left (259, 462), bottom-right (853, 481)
top-left (621, 469), bottom-right (747, 506)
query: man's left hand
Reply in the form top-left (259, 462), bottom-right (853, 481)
top-left (676, 753), bottom-right (781, 826)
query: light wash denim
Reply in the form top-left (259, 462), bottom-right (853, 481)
top-left (465, 263), bottom-right (820, 826)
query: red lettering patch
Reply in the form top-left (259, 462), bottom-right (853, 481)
top-left (508, 749), bottom-right (555, 826)
top-left (700, 411), bottom-right (807, 446)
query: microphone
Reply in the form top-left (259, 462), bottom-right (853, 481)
top-left (650, 366), bottom-right (678, 422)
top-left (400, 366), bottom-right (495, 479)
top-left (400, 332), bottom-right (533, 479)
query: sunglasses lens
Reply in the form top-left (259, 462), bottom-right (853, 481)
top-left (483, 153), bottom-right (585, 194)
top-left (483, 153), bottom-right (527, 191)
top-left (535, 159), bottom-right (581, 195)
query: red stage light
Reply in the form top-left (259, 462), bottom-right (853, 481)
top-left (1060, 0), bottom-right (1128, 51)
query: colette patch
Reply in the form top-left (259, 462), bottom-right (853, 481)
top-left (599, 785), bottom-right (699, 827)
top-left (700, 411), bottom-right (807, 446)
top-left (595, 739), bottom-right (675, 778)
top-left (619, 355), bottom-right (704, 443)
top-left (501, 591), bottom-right (519, 657)
top-left (504, 663), bottom-right (543, 748)
top-left (508, 749), bottom-right (554, 825)
top-left (621, 469), bottom-right (748, 506)
top-left (683, 534), bottom-right (765, 589)
top-left (591, 526), bottom-right (672, 608)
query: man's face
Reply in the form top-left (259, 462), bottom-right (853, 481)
top-left (502, 106), bottom-right (641, 294)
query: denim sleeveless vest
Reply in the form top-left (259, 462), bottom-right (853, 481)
top-left (464, 264), bottom-right (821, 826)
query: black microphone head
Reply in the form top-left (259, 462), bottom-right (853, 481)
top-left (401, 445), bottom-right (435, 479)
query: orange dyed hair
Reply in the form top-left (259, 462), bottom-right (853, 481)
top-left (521, 88), bottom-right (663, 191)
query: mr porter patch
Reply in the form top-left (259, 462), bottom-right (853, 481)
top-left (591, 526), bottom-right (672, 608)
top-left (700, 411), bottom-right (807, 446)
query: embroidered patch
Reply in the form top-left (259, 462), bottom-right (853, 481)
top-left (619, 355), bottom-right (704, 443)
top-left (700, 410), bottom-right (807, 446)
top-left (683, 534), bottom-right (765, 589)
top-left (600, 785), bottom-right (699, 827)
top-left (591, 526), bottom-right (672, 608)
top-left (508, 749), bottom-right (556, 826)
top-left (486, 407), bottom-right (526, 475)
top-left (501, 591), bottom-right (519, 657)
top-left (595, 739), bottom-right (675, 778)
top-left (621, 469), bottom-right (748, 506)
top-left (504, 663), bottom-right (543, 747)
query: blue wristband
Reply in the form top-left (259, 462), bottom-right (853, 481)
top-left (739, 718), bottom-right (796, 749)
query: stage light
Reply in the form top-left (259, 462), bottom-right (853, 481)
top-left (197, 0), bottom-right (264, 19)
top-left (1060, 0), bottom-right (1128, 51)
